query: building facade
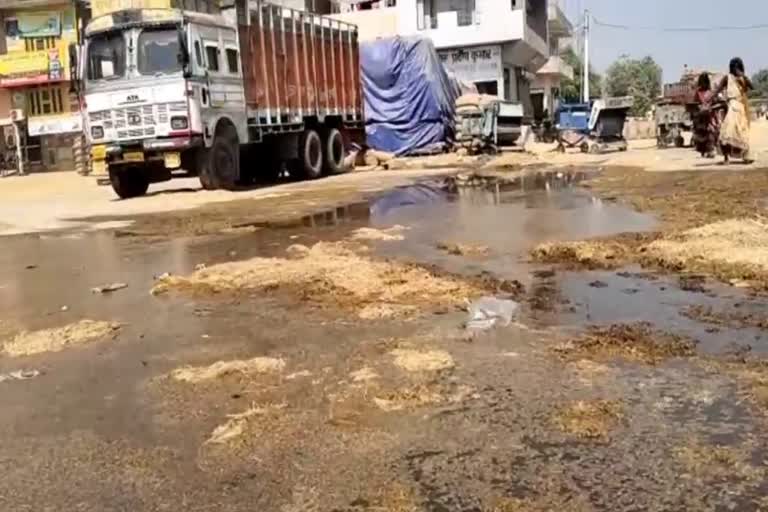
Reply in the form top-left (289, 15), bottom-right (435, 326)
top-left (397, 0), bottom-right (548, 111)
top-left (0, 0), bottom-right (85, 174)
top-left (531, 0), bottom-right (574, 120)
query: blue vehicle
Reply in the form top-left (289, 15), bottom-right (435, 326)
top-left (556, 97), bottom-right (633, 154)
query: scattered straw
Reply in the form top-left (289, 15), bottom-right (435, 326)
top-left (350, 225), bottom-right (407, 242)
top-left (171, 357), bottom-right (285, 383)
top-left (373, 383), bottom-right (471, 411)
top-left (675, 439), bottom-right (764, 481)
top-left (206, 403), bottom-right (286, 444)
top-left (350, 367), bottom-right (379, 383)
top-left (554, 400), bottom-right (624, 440)
top-left (151, 241), bottom-right (477, 312)
top-left (2, 320), bottom-right (121, 357)
top-left (530, 240), bottom-right (624, 269)
top-left (436, 242), bottom-right (490, 257)
top-left (646, 218), bottom-right (768, 282)
top-left (390, 348), bottom-right (455, 372)
top-left (358, 303), bottom-right (418, 320)
top-left (554, 323), bottom-right (697, 365)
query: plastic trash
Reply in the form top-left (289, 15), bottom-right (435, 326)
top-left (0, 369), bottom-right (40, 383)
top-left (465, 296), bottom-right (519, 331)
top-left (91, 282), bottom-right (128, 294)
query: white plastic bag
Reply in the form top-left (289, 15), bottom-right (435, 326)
top-left (466, 296), bottom-right (519, 331)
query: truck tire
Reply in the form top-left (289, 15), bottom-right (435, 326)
top-left (199, 123), bottom-right (240, 190)
top-left (674, 135), bottom-right (685, 148)
top-left (109, 166), bottom-right (149, 199)
top-left (323, 127), bottom-right (345, 175)
top-left (298, 129), bottom-right (323, 179)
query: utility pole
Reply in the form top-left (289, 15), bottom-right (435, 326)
top-left (583, 9), bottom-right (590, 102)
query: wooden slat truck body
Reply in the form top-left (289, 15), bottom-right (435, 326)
top-left (80, 0), bottom-right (363, 198)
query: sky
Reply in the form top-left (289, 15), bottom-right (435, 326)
top-left (559, 0), bottom-right (768, 82)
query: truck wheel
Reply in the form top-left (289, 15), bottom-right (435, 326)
top-left (199, 124), bottom-right (240, 190)
top-left (674, 135), bottom-right (685, 148)
top-left (323, 127), bottom-right (345, 175)
top-left (299, 129), bottom-right (323, 179)
top-left (109, 166), bottom-right (149, 199)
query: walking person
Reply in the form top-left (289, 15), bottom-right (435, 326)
top-left (692, 73), bottom-right (721, 158)
top-left (713, 58), bottom-right (753, 164)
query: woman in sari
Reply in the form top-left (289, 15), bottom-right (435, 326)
top-left (691, 73), bottom-right (721, 158)
top-left (714, 58), bottom-right (753, 164)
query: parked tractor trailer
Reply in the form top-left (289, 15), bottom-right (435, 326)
top-left (78, 0), bottom-right (364, 198)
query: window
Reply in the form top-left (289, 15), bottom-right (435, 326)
top-left (205, 45), bottom-right (219, 72)
top-left (87, 31), bottom-right (126, 80)
top-left (137, 28), bottom-right (182, 75)
top-left (4, 18), bottom-right (19, 38)
top-left (194, 41), bottom-right (202, 66)
top-left (26, 86), bottom-right (65, 117)
top-left (225, 48), bottom-right (239, 74)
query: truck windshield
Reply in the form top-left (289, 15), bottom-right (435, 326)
top-left (138, 27), bottom-right (182, 76)
top-left (87, 32), bottom-right (126, 80)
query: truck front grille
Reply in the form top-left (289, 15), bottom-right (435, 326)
top-left (89, 102), bottom-right (186, 140)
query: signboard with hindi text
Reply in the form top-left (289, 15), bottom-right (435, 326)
top-left (438, 45), bottom-right (502, 83)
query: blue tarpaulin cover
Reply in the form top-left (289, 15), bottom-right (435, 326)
top-left (360, 36), bottom-right (459, 156)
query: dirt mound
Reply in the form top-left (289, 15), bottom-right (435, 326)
top-left (2, 320), bottom-right (121, 357)
top-left (555, 323), bottom-right (697, 364)
top-left (554, 400), bottom-right (624, 440)
top-left (645, 218), bottom-right (768, 280)
top-left (152, 241), bottom-right (479, 312)
top-left (171, 357), bottom-right (286, 383)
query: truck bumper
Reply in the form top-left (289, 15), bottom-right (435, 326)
top-left (91, 135), bottom-right (203, 177)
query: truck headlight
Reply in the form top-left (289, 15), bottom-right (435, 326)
top-left (91, 126), bottom-right (104, 139)
top-left (170, 116), bottom-right (188, 130)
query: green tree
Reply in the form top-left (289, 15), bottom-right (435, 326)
top-left (605, 55), bottom-right (662, 116)
top-left (559, 47), bottom-right (602, 102)
top-left (750, 68), bottom-right (768, 98)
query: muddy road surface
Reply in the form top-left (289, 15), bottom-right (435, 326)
top-left (1, 167), bottom-right (768, 511)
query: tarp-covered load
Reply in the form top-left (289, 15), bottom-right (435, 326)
top-left (360, 36), bottom-right (459, 156)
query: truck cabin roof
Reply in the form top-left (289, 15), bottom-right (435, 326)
top-left (85, 8), bottom-right (230, 37)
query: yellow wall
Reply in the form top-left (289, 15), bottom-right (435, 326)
top-left (91, 0), bottom-right (174, 18)
top-left (0, 4), bottom-right (78, 85)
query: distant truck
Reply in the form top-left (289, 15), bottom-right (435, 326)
top-left (76, 0), bottom-right (364, 198)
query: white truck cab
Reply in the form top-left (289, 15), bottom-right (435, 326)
top-left (80, 1), bottom-right (363, 199)
top-left (82, 8), bottom-right (247, 197)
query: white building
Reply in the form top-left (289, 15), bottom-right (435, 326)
top-left (397, 0), bottom-right (548, 109)
top-left (530, 0), bottom-right (574, 119)
top-left (330, 0), bottom-right (549, 111)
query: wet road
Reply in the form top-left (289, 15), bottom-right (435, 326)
top-left (1, 174), bottom-right (767, 511)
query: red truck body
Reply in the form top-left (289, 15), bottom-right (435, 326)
top-left (237, 1), bottom-right (363, 128)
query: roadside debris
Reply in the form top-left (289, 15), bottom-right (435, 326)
top-left (2, 320), bottom-right (121, 357)
top-left (171, 357), bottom-right (286, 383)
top-left (465, 297), bottom-right (519, 331)
top-left (90, 282), bottom-right (128, 294)
top-left (0, 369), bottom-right (41, 383)
top-left (350, 225), bottom-right (407, 242)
